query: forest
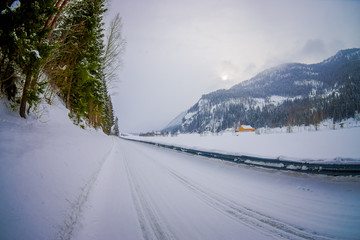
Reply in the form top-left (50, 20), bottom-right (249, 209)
top-left (0, 0), bottom-right (124, 135)
top-left (182, 90), bottom-right (360, 133)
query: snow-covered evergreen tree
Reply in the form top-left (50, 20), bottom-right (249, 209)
top-left (0, 0), bottom-right (58, 116)
top-left (114, 116), bottom-right (119, 136)
top-left (45, 0), bottom-right (115, 132)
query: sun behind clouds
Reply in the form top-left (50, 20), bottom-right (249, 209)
top-left (221, 74), bottom-right (229, 81)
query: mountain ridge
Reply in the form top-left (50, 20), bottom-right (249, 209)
top-left (164, 48), bottom-right (360, 133)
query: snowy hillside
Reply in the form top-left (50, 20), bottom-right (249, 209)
top-left (167, 48), bottom-right (360, 133)
top-left (0, 98), bottom-right (114, 240)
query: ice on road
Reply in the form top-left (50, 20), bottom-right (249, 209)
top-left (74, 138), bottom-right (360, 240)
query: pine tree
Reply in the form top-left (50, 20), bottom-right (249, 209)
top-left (102, 92), bottom-right (114, 135)
top-left (45, 0), bottom-right (110, 130)
top-left (0, 1), bottom-right (20, 101)
top-left (17, 1), bottom-right (58, 118)
top-left (0, 0), bottom-right (64, 117)
top-left (114, 116), bottom-right (119, 136)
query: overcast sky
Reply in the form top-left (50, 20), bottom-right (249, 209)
top-left (104, 0), bottom-right (360, 133)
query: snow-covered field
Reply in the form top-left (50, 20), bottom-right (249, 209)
top-left (1, 99), bottom-right (360, 240)
top-left (127, 123), bottom-right (360, 162)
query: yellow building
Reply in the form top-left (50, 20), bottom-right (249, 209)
top-left (238, 125), bottom-right (255, 132)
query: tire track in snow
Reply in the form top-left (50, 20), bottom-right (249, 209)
top-left (144, 150), bottom-right (335, 240)
top-left (123, 151), bottom-right (177, 240)
top-left (169, 170), bottom-right (334, 240)
top-left (56, 139), bottom-right (115, 240)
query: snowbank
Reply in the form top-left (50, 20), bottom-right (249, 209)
top-left (0, 98), bottom-right (113, 240)
top-left (126, 125), bottom-right (360, 162)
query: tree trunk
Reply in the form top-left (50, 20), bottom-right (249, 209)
top-left (66, 76), bottom-right (72, 109)
top-left (19, 70), bottom-right (32, 118)
top-left (47, 0), bottom-right (68, 40)
top-left (43, 0), bottom-right (63, 30)
top-left (30, 69), bottom-right (39, 90)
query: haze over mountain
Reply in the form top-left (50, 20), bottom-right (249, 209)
top-left (164, 48), bottom-right (360, 133)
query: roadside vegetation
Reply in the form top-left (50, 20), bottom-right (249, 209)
top-left (0, 0), bottom-right (124, 135)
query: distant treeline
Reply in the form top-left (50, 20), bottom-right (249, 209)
top-left (182, 84), bottom-right (360, 133)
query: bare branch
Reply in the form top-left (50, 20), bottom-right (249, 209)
top-left (102, 13), bottom-right (126, 89)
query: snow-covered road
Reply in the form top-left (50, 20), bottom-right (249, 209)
top-left (1, 100), bottom-right (359, 240)
top-left (73, 138), bottom-right (360, 240)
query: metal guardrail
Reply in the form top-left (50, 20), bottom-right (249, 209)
top-left (121, 137), bottom-right (360, 176)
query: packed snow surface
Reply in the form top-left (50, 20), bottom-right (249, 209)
top-left (1, 99), bottom-right (360, 239)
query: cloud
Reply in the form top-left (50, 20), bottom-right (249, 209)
top-left (242, 63), bottom-right (257, 80)
top-left (301, 39), bottom-right (326, 56)
top-left (219, 60), bottom-right (239, 79)
top-left (296, 39), bottom-right (349, 64)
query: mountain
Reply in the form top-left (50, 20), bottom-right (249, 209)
top-left (163, 111), bottom-right (187, 132)
top-left (165, 48), bottom-right (360, 133)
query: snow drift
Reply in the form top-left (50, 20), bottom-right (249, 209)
top-left (0, 98), bottom-right (113, 240)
